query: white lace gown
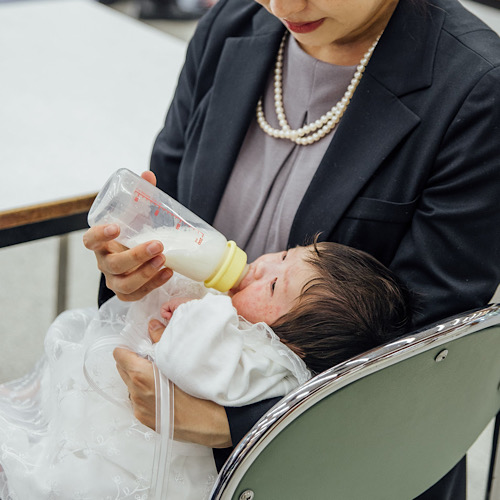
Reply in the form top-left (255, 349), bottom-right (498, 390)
top-left (0, 275), bottom-right (310, 499)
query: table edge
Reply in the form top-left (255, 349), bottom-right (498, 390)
top-left (0, 194), bottom-right (97, 230)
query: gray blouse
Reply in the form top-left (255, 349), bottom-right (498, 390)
top-left (213, 36), bottom-right (356, 262)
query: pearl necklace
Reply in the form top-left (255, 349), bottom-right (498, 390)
top-left (256, 32), bottom-right (381, 146)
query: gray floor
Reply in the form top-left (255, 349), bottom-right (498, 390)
top-left (1, 1), bottom-right (499, 498)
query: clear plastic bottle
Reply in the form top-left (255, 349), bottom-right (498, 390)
top-left (88, 168), bottom-right (248, 292)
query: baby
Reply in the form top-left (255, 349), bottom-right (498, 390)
top-left (156, 240), bottom-right (413, 375)
top-left (0, 240), bottom-right (412, 500)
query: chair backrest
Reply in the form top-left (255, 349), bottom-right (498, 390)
top-left (210, 304), bottom-right (500, 500)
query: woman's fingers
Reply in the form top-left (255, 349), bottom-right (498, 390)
top-left (82, 224), bottom-right (123, 252)
top-left (98, 237), bottom-right (165, 276)
top-left (102, 244), bottom-right (170, 298)
top-left (110, 266), bottom-right (173, 302)
top-left (114, 348), bottom-right (157, 430)
top-left (83, 171), bottom-right (166, 301)
top-left (141, 170), bottom-right (157, 186)
top-left (83, 224), bottom-right (172, 301)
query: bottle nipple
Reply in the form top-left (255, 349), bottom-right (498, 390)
top-left (204, 241), bottom-right (248, 292)
top-left (232, 263), bottom-right (249, 289)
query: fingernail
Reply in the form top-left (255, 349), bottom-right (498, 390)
top-left (104, 224), bottom-right (119, 237)
top-left (147, 242), bottom-right (162, 256)
top-left (151, 255), bottom-right (164, 269)
top-left (160, 268), bottom-right (173, 281)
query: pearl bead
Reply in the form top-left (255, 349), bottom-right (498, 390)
top-left (256, 31), bottom-right (381, 145)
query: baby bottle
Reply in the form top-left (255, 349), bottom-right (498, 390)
top-left (88, 168), bottom-right (248, 292)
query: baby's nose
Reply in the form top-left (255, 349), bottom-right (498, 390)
top-left (253, 260), bottom-right (266, 279)
top-left (253, 258), bottom-right (273, 279)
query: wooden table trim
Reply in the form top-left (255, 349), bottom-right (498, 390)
top-left (0, 194), bottom-right (97, 230)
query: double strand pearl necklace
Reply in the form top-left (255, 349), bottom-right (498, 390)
top-left (256, 32), bottom-right (381, 146)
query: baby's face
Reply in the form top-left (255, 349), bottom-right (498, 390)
top-left (229, 246), bottom-right (314, 324)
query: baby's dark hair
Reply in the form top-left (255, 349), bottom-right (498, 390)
top-left (271, 241), bottom-right (413, 374)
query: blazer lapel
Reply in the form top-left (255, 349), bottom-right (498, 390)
top-left (289, 0), bottom-right (446, 247)
top-left (289, 75), bottom-right (420, 247)
top-left (188, 27), bottom-right (283, 222)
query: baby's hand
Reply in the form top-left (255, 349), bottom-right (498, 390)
top-left (160, 297), bottom-right (193, 321)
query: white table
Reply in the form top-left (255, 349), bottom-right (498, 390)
top-left (0, 0), bottom-right (186, 231)
top-left (0, 0), bottom-right (187, 309)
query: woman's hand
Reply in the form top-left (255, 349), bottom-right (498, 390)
top-left (113, 320), bottom-right (232, 448)
top-left (114, 347), bottom-right (158, 430)
top-left (83, 171), bottom-right (173, 302)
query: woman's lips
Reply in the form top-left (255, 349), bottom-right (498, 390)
top-left (284, 18), bottom-right (325, 34)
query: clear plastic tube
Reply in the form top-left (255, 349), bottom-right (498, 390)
top-left (150, 365), bottom-right (175, 500)
top-left (83, 337), bottom-right (175, 499)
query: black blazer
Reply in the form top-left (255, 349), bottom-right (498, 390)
top-left (150, 0), bottom-right (500, 330)
top-left (142, 1), bottom-right (500, 497)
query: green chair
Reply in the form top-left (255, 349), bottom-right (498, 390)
top-left (210, 303), bottom-right (500, 500)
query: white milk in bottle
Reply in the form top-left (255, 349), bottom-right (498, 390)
top-left (88, 169), bottom-right (247, 292)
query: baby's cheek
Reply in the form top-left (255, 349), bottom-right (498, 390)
top-left (248, 304), bottom-right (281, 325)
top-left (232, 295), bottom-right (262, 322)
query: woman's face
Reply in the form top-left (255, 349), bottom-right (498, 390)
top-left (229, 247), bottom-right (315, 325)
top-left (255, 0), bottom-right (399, 64)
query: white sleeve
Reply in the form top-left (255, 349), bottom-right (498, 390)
top-left (153, 294), bottom-right (310, 406)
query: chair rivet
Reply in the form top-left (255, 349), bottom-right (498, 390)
top-left (239, 490), bottom-right (255, 500)
top-left (435, 349), bottom-right (448, 362)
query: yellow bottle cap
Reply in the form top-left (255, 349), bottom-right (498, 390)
top-left (204, 241), bottom-right (248, 292)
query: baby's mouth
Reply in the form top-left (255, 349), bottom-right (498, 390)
top-left (230, 264), bottom-right (253, 294)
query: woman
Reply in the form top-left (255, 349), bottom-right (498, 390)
top-left (84, 0), bottom-right (500, 498)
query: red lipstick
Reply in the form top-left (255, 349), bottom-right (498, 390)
top-left (284, 18), bottom-right (325, 34)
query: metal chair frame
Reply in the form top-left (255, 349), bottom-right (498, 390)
top-left (210, 303), bottom-right (500, 500)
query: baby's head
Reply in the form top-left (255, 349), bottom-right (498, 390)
top-left (230, 241), bottom-right (412, 374)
